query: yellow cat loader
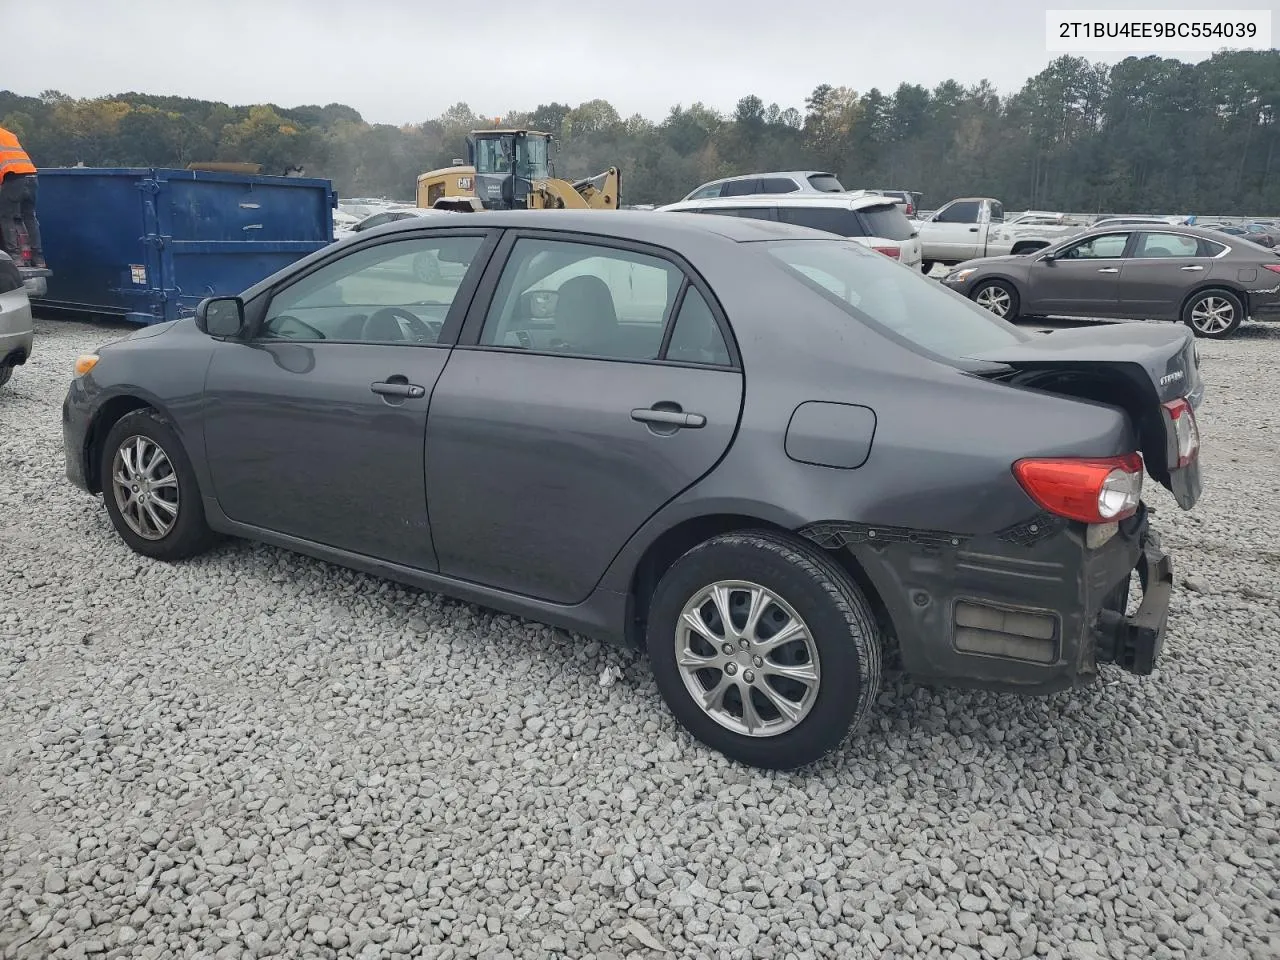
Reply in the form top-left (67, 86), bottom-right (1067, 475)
top-left (416, 129), bottom-right (620, 212)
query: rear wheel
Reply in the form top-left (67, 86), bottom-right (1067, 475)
top-left (971, 279), bottom-right (1020, 320)
top-left (646, 530), bottom-right (882, 770)
top-left (1182, 289), bottom-right (1243, 339)
top-left (921, 260), bottom-right (937, 276)
top-left (100, 409), bottom-right (218, 561)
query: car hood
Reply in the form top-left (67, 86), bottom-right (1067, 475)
top-left (951, 254), bottom-right (1031, 272)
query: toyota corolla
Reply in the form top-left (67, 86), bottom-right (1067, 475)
top-left (62, 210), bottom-right (1203, 770)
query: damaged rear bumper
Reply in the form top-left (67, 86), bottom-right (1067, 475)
top-left (802, 504), bottom-right (1174, 695)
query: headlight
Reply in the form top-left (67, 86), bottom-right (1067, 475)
top-left (73, 354), bottom-right (99, 377)
top-left (945, 268), bottom-right (977, 283)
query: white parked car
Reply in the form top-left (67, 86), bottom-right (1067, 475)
top-left (658, 194), bottom-right (925, 271)
top-left (0, 250), bottom-right (35, 389)
top-left (333, 206), bottom-right (455, 242)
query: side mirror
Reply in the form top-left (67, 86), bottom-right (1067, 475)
top-left (1040, 251), bottom-right (1057, 263)
top-left (196, 296), bottom-right (245, 338)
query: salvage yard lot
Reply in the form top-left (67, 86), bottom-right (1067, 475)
top-left (2, 314), bottom-right (1278, 960)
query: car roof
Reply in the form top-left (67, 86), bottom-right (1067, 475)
top-left (1070, 223), bottom-right (1242, 243)
top-left (367, 208), bottom-right (842, 245)
top-left (661, 193), bottom-right (900, 212)
top-left (698, 170), bottom-right (837, 186)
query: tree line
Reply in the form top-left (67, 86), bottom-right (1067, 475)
top-left (2, 50), bottom-right (1278, 214)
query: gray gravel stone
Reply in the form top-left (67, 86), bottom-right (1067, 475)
top-left (1, 315), bottom-right (1278, 960)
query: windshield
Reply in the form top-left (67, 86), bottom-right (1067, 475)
top-left (515, 135), bottom-right (550, 180)
top-left (761, 240), bottom-right (1027, 360)
top-left (473, 134), bottom-right (549, 179)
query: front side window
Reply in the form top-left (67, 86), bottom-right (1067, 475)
top-left (479, 238), bottom-right (682, 361)
top-left (762, 239), bottom-right (1028, 361)
top-left (1059, 233), bottom-right (1130, 260)
top-left (260, 235), bottom-right (484, 343)
top-left (934, 200), bottom-right (980, 223)
top-left (514, 135), bottom-right (550, 180)
top-left (1132, 232), bottom-right (1200, 259)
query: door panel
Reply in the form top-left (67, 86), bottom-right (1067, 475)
top-left (204, 343), bottom-right (449, 568)
top-left (201, 231), bottom-right (496, 569)
top-left (1117, 231), bottom-right (1210, 320)
top-left (425, 350), bottom-right (743, 603)
top-left (1024, 232), bottom-right (1130, 317)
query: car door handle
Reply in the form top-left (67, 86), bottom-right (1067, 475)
top-left (1180, 265), bottom-right (1204, 271)
top-left (1097, 267), bottom-right (1120, 273)
top-left (371, 380), bottom-right (425, 399)
top-left (631, 407), bottom-right (706, 429)
top-left (968, 227), bottom-right (979, 232)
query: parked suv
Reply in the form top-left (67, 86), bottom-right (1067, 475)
top-left (680, 171), bottom-right (846, 202)
top-left (659, 194), bottom-right (924, 270)
top-left (0, 250), bottom-right (35, 388)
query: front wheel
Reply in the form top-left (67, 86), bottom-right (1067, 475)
top-left (100, 409), bottom-right (218, 561)
top-left (971, 279), bottom-right (1020, 320)
top-left (1182, 289), bottom-right (1243, 339)
top-left (646, 531), bottom-right (882, 770)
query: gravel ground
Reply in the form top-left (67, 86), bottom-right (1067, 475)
top-left (2, 313), bottom-right (1279, 960)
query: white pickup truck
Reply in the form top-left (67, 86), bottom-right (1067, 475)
top-left (915, 197), bottom-right (1085, 273)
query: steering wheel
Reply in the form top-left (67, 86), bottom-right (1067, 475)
top-left (362, 307), bottom-right (438, 343)
top-left (268, 314), bottom-right (326, 339)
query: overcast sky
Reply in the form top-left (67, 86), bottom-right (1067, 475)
top-left (5, 0), bottom-right (1232, 125)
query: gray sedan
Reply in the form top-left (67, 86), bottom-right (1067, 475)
top-left (940, 224), bottom-right (1280, 338)
top-left (62, 210), bottom-right (1204, 769)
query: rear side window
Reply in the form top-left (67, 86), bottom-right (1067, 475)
top-left (989, 201), bottom-right (1005, 223)
top-left (687, 184), bottom-right (722, 200)
top-left (1132, 232), bottom-right (1200, 258)
top-left (720, 178), bottom-right (762, 197)
top-left (1198, 238), bottom-right (1228, 257)
top-left (761, 178), bottom-right (799, 194)
top-left (666, 287), bottom-right (731, 366)
top-left (855, 205), bottom-right (914, 242)
top-left (703, 207), bottom-right (775, 220)
top-left (776, 206), bottom-right (864, 237)
top-left (806, 174), bottom-right (845, 192)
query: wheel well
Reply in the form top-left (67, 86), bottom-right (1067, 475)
top-left (625, 514), bottom-right (897, 651)
top-left (84, 396), bottom-right (154, 493)
top-left (1010, 240), bottom-right (1048, 255)
top-left (1179, 284), bottom-right (1243, 316)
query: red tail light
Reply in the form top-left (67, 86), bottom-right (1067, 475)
top-left (871, 245), bottom-right (900, 259)
top-left (1263, 263), bottom-right (1280, 274)
top-left (905, 203), bottom-right (915, 216)
top-left (1012, 453), bottom-right (1144, 524)
top-left (1162, 397), bottom-right (1199, 468)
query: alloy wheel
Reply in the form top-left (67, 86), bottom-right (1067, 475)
top-left (1189, 296), bottom-right (1235, 335)
top-left (674, 580), bottom-right (821, 737)
top-left (975, 284), bottom-right (1013, 317)
top-left (111, 435), bottom-right (180, 540)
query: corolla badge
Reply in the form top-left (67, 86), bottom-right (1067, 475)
top-left (1160, 370), bottom-right (1185, 386)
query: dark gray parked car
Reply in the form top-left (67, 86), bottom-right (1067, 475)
top-left (62, 211), bottom-right (1204, 769)
top-left (940, 224), bottom-right (1280, 339)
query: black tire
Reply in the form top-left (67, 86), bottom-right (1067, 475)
top-left (646, 530), bottom-right (882, 770)
top-left (100, 408), bottom-right (218, 561)
top-left (1182, 288), bottom-right (1244, 339)
top-left (970, 279), bottom-right (1020, 321)
top-left (0, 364), bottom-right (12, 388)
top-left (921, 260), bottom-right (936, 276)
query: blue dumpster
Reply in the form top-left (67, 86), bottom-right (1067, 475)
top-left (32, 167), bottom-right (337, 325)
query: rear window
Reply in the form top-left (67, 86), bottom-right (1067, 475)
top-left (855, 205), bottom-right (914, 242)
top-left (775, 206), bottom-right (865, 237)
top-left (761, 239), bottom-right (1027, 361)
top-left (806, 174), bottom-right (845, 193)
